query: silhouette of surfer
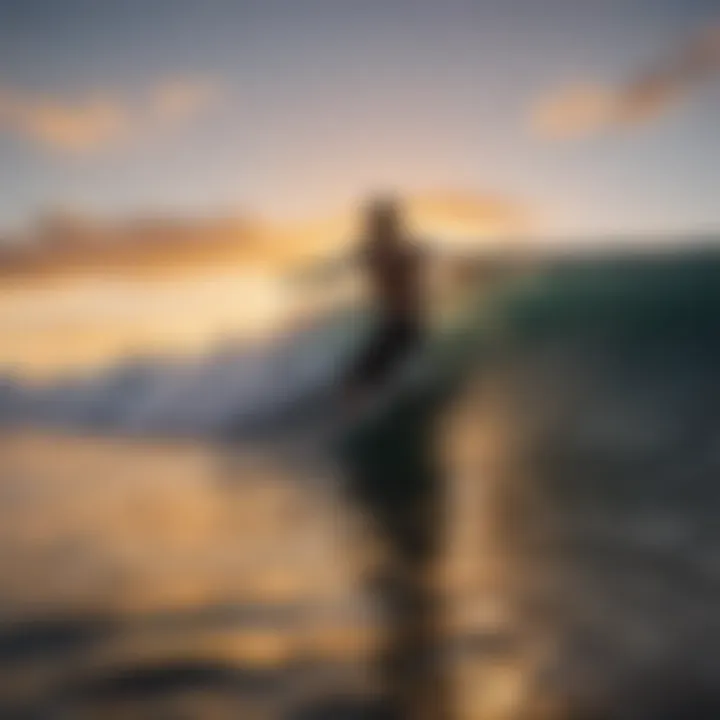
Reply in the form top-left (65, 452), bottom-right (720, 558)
top-left (343, 196), bottom-right (427, 412)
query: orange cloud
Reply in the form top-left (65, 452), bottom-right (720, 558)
top-left (406, 191), bottom-right (532, 236)
top-left (8, 95), bottom-right (129, 152)
top-left (532, 24), bottom-right (720, 139)
top-left (0, 189), bottom-right (533, 286)
top-left (0, 77), bottom-right (221, 154)
top-left (151, 79), bottom-right (220, 123)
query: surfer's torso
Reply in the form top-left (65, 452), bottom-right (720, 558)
top-left (363, 241), bottom-right (425, 322)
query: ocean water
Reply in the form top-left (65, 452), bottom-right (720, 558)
top-left (1, 250), bottom-right (720, 718)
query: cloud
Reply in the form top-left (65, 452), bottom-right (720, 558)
top-left (532, 25), bottom-right (720, 139)
top-left (151, 80), bottom-right (220, 123)
top-left (0, 92), bottom-right (131, 153)
top-left (406, 190), bottom-right (533, 237)
top-left (0, 189), bottom-right (533, 284)
top-left (0, 78), bottom-right (221, 154)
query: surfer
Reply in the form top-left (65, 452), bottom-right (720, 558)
top-left (343, 196), bottom-right (428, 410)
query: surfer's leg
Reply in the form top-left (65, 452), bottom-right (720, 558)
top-left (341, 317), bottom-right (423, 420)
top-left (343, 320), bottom-right (394, 404)
top-left (350, 319), bottom-right (419, 387)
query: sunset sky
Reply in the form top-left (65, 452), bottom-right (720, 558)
top-left (1, 0), bottom-right (720, 375)
top-left (0, 0), bottom-right (719, 237)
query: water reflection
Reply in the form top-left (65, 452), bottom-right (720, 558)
top-left (0, 432), bottom-right (380, 718)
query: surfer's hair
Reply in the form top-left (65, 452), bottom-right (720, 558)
top-left (365, 195), bottom-right (403, 244)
